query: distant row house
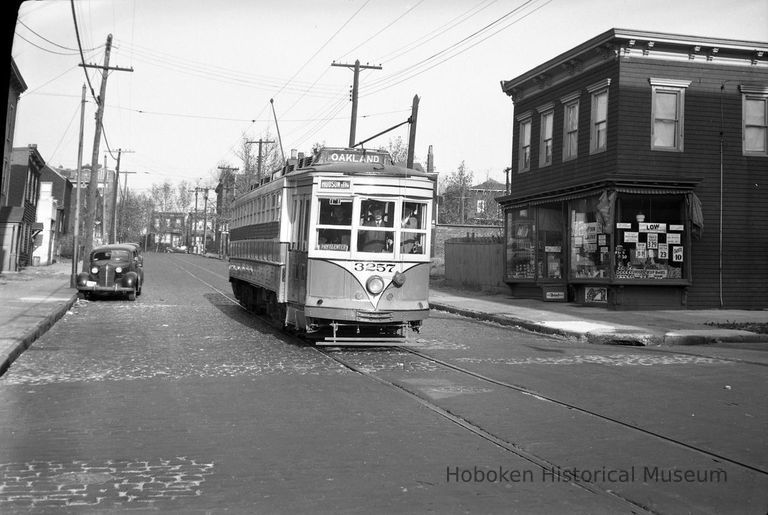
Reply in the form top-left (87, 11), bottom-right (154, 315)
top-left (1, 58), bottom-right (110, 273)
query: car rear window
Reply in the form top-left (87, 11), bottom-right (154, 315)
top-left (92, 250), bottom-right (131, 261)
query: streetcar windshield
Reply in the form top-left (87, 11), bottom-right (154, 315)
top-left (358, 200), bottom-right (395, 253)
top-left (316, 198), bottom-right (353, 251)
top-left (314, 197), bottom-right (429, 257)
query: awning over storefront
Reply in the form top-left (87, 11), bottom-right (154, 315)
top-left (501, 177), bottom-right (701, 210)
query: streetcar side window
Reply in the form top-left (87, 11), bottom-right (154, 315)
top-left (316, 198), bottom-right (352, 251)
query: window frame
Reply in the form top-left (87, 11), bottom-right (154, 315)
top-left (740, 84), bottom-right (768, 157)
top-left (561, 91), bottom-right (580, 162)
top-left (516, 112), bottom-right (532, 172)
top-left (587, 79), bottom-right (611, 155)
top-left (649, 78), bottom-right (690, 152)
top-left (537, 103), bottom-right (555, 168)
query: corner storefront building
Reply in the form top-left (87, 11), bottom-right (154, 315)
top-left (498, 29), bottom-right (767, 310)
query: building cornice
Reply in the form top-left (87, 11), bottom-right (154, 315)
top-left (500, 28), bottom-right (768, 103)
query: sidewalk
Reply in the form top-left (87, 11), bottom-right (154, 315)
top-left (2, 260), bottom-right (767, 376)
top-left (0, 259), bottom-right (79, 376)
top-left (429, 285), bottom-right (768, 347)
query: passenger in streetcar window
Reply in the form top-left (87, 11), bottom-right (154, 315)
top-left (402, 205), bottom-right (420, 229)
top-left (360, 207), bottom-right (393, 252)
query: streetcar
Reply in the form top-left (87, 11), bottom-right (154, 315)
top-left (228, 147), bottom-right (434, 345)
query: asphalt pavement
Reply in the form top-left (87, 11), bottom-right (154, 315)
top-left (1, 256), bottom-right (766, 376)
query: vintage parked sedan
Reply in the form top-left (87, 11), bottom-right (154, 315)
top-left (76, 244), bottom-right (144, 300)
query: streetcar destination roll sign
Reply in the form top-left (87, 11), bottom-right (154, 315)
top-left (316, 147), bottom-right (392, 165)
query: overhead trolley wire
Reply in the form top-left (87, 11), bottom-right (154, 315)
top-left (360, 0), bottom-right (551, 97)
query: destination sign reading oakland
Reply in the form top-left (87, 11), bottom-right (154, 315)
top-left (317, 148), bottom-right (392, 165)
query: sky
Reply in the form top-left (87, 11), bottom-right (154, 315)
top-left (10, 0), bottom-right (768, 195)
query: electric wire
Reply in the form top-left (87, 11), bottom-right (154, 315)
top-left (362, 0), bottom-right (540, 92)
top-left (374, 0), bottom-right (499, 64)
top-left (17, 18), bottom-right (98, 52)
top-left (361, 0), bottom-right (551, 97)
top-left (335, 0), bottom-right (427, 62)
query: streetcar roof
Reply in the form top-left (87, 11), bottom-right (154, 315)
top-left (285, 161), bottom-right (432, 179)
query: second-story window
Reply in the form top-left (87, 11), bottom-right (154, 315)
top-left (518, 114), bottom-right (532, 172)
top-left (538, 104), bottom-right (554, 168)
top-left (650, 78), bottom-right (690, 151)
top-left (561, 91), bottom-right (580, 162)
top-left (587, 79), bottom-right (611, 154)
top-left (741, 84), bottom-right (768, 156)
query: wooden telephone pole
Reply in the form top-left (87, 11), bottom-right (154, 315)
top-left (81, 34), bottom-right (133, 259)
top-left (246, 139), bottom-right (275, 183)
top-left (331, 59), bottom-right (381, 147)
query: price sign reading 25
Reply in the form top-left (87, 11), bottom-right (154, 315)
top-left (354, 262), bottom-right (395, 272)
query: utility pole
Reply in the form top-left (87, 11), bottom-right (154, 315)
top-left (246, 139), bottom-right (274, 182)
top-left (81, 33), bottom-right (133, 260)
top-left (331, 59), bottom-right (382, 147)
top-left (202, 189), bottom-right (210, 256)
top-left (193, 186), bottom-right (211, 254)
top-left (70, 84), bottom-right (87, 286)
top-left (101, 153), bottom-right (108, 244)
top-left (111, 149), bottom-right (134, 243)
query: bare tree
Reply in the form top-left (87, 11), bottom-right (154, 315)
top-left (149, 181), bottom-right (178, 212)
top-left (440, 161), bottom-right (473, 224)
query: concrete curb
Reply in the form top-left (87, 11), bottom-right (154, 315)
top-left (430, 302), bottom-right (766, 347)
top-left (0, 292), bottom-right (79, 377)
top-left (430, 302), bottom-right (585, 341)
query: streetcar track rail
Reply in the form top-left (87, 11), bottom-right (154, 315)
top-left (181, 260), bottom-right (766, 513)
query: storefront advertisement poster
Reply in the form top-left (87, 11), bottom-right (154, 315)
top-left (669, 224), bottom-right (684, 231)
top-left (647, 233), bottom-right (658, 249)
top-left (639, 222), bottom-right (667, 233)
top-left (658, 243), bottom-right (669, 259)
top-left (585, 286), bottom-right (608, 303)
top-left (616, 222), bottom-right (632, 229)
top-left (636, 242), bottom-right (647, 259)
top-left (598, 234), bottom-right (607, 246)
top-left (667, 233), bottom-right (681, 244)
top-left (624, 231), bottom-right (638, 243)
top-left (673, 246), bottom-right (684, 262)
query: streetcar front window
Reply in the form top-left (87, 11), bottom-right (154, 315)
top-left (316, 198), bottom-right (352, 251)
top-left (358, 200), bottom-right (395, 253)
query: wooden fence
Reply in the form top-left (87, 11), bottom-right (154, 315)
top-left (444, 235), bottom-right (506, 292)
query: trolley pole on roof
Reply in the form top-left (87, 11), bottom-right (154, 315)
top-left (407, 95), bottom-right (419, 169)
top-left (332, 59), bottom-right (382, 147)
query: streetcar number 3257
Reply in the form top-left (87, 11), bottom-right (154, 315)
top-left (354, 262), bottom-right (395, 272)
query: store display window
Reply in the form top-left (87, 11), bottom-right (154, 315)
top-left (569, 196), bottom-right (611, 279)
top-left (506, 208), bottom-right (535, 279)
top-left (536, 205), bottom-right (564, 279)
top-left (614, 195), bottom-right (685, 280)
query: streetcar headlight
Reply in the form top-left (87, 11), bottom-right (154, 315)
top-left (366, 275), bottom-right (385, 295)
top-left (115, 266), bottom-right (123, 273)
top-left (91, 266), bottom-right (99, 274)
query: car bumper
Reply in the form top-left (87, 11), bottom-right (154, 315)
top-left (77, 283), bottom-right (136, 294)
